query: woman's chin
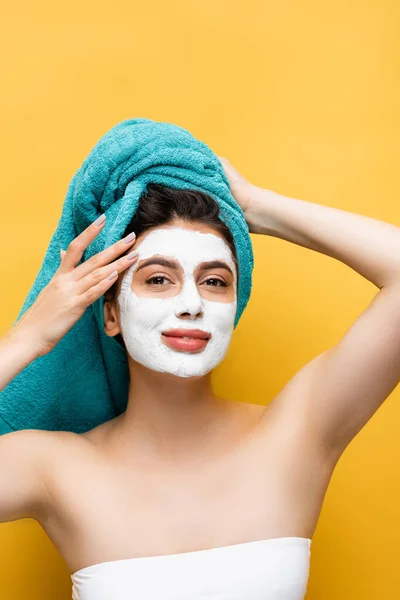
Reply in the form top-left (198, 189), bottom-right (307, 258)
top-left (154, 368), bottom-right (209, 381)
top-left (128, 356), bottom-right (210, 380)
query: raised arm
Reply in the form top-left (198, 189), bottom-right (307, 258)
top-left (250, 186), bottom-right (400, 461)
top-left (219, 156), bottom-right (400, 463)
top-left (0, 214), bottom-right (139, 521)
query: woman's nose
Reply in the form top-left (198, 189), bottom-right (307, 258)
top-left (174, 279), bottom-right (204, 319)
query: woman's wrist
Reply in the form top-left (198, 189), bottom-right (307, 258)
top-left (0, 325), bottom-right (43, 392)
top-left (244, 186), bottom-right (283, 235)
top-left (4, 324), bottom-right (44, 360)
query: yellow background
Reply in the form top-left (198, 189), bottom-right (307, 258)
top-left (0, 0), bottom-right (399, 597)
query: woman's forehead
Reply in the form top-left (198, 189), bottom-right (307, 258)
top-left (134, 226), bottom-right (235, 266)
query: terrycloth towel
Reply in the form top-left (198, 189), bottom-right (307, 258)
top-left (0, 117), bottom-right (254, 436)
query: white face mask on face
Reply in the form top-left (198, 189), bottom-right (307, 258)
top-left (117, 226), bottom-right (237, 378)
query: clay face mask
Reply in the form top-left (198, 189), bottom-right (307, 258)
top-left (117, 227), bottom-right (237, 378)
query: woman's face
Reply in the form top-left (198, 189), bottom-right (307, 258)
top-left (116, 221), bottom-right (237, 378)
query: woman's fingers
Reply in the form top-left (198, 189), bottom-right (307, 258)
top-left (17, 216), bottom-right (140, 357)
top-left (75, 249), bottom-right (139, 297)
top-left (57, 213), bottom-right (140, 302)
top-left (72, 231), bottom-right (137, 281)
top-left (58, 214), bottom-right (107, 273)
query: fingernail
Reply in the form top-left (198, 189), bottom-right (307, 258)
top-left (123, 232), bottom-right (136, 244)
top-left (94, 214), bottom-right (106, 227)
top-left (127, 250), bottom-right (138, 260)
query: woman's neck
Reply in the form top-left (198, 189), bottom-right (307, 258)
top-left (106, 362), bottom-right (241, 465)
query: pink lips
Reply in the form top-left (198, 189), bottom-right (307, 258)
top-left (161, 329), bottom-right (211, 352)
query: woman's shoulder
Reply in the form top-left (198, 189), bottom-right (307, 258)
top-left (21, 428), bottom-right (101, 492)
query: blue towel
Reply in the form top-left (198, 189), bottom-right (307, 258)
top-left (0, 117), bottom-right (254, 436)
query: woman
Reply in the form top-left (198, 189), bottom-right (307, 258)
top-left (1, 159), bottom-right (400, 600)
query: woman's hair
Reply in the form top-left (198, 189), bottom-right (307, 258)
top-left (106, 183), bottom-right (238, 349)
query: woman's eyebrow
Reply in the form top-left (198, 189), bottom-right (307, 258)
top-left (135, 257), bottom-right (233, 276)
top-left (135, 257), bottom-right (178, 273)
top-left (197, 260), bottom-right (233, 276)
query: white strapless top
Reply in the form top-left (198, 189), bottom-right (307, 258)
top-left (71, 536), bottom-right (311, 600)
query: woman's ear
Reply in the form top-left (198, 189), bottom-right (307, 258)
top-left (103, 289), bottom-right (122, 338)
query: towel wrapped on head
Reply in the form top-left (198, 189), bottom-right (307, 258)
top-left (0, 117), bottom-right (254, 436)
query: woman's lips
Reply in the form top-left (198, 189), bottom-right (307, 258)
top-left (161, 331), bottom-right (210, 353)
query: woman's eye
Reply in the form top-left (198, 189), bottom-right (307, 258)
top-left (145, 276), bottom-right (171, 285)
top-left (204, 278), bottom-right (227, 287)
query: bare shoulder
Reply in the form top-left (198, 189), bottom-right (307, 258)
top-left (0, 428), bottom-right (74, 462)
top-left (8, 429), bottom-right (93, 486)
top-left (22, 429), bottom-right (98, 518)
top-left (33, 429), bottom-right (95, 471)
top-left (2, 428), bottom-right (87, 476)
top-left (6, 428), bottom-right (85, 456)
top-left (0, 428), bottom-right (86, 524)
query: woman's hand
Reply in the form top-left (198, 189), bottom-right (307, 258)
top-left (14, 216), bottom-right (139, 357)
top-left (217, 156), bottom-right (264, 232)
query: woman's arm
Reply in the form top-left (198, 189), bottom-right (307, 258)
top-left (218, 155), bottom-right (400, 288)
top-left (0, 326), bottom-right (43, 392)
top-left (247, 188), bottom-right (400, 289)
top-left (248, 187), bottom-right (400, 461)
top-left (218, 156), bottom-right (400, 462)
